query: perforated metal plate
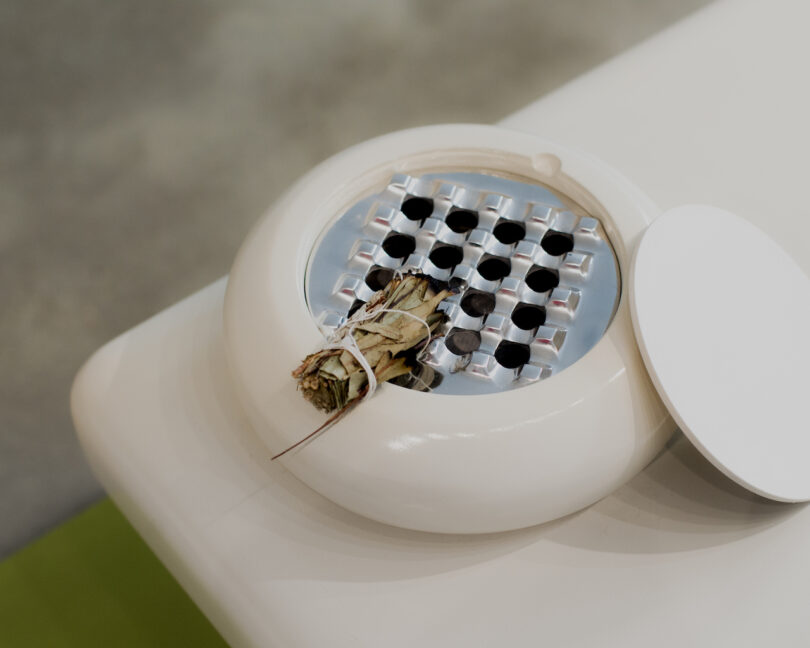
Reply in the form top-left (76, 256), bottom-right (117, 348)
top-left (306, 171), bottom-right (620, 395)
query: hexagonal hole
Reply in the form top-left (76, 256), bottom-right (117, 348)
top-left (382, 233), bottom-right (416, 259)
top-left (445, 328), bottom-right (482, 355)
top-left (493, 219), bottom-right (526, 245)
top-left (511, 303), bottom-right (546, 330)
top-left (445, 209), bottom-right (478, 233)
top-left (526, 266), bottom-right (559, 293)
top-left (541, 230), bottom-right (574, 256)
top-left (365, 266), bottom-right (395, 291)
top-left (429, 244), bottom-right (464, 269)
top-left (460, 289), bottom-right (496, 317)
top-left (476, 255), bottom-right (511, 281)
top-left (494, 341), bottom-right (531, 369)
top-left (400, 196), bottom-right (434, 221)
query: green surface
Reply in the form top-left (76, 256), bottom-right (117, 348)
top-left (0, 499), bottom-right (229, 647)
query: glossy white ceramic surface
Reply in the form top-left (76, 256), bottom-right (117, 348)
top-left (72, 279), bottom-right (809, 648)
top-left (223, 124), bottom-right (674, 533)
top-left (71, 1), bottom-right (810, 645)
top-left (631, 205), bottom-right (810, 502)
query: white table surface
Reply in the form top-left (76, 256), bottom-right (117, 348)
top-left (72, 0), bottom-right (810, 645)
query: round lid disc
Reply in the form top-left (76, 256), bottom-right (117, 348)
top-left (631, 205), bottom-right (810, 502)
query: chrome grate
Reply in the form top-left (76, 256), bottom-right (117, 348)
top-left (306, 171), bottom-right (620, 395)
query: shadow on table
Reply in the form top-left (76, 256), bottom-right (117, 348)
top-left (541, 432), bottom-right (801, 554)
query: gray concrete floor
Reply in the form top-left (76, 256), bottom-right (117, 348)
top-left (0, 0), bottom-right (709, 559)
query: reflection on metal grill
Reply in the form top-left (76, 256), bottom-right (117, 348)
top-left (306, 171), bottom-right (621, 395)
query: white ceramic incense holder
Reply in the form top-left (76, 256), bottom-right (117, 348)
top-left (224, 124), bottom-right (810, 534)
top-left (224, 124), bottom-right (676, 533)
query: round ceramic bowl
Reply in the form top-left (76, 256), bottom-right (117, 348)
top-left (223, 124), bottom-right (675, 534)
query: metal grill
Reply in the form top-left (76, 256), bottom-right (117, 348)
top-left (306, 171), bottom-right (620, 395)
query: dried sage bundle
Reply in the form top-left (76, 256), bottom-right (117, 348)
top-left (277, 274), bottom-right (450, 459)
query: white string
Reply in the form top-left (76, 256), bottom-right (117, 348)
top-left (323, 329), bottom-right (378, 399)
top-left (324, 306), bottom-right (434, 401)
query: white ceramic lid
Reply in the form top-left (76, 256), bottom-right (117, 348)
top-left (630, 204), bottom-right (810, 502)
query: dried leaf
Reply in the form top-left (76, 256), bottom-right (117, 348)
top-left (277, 273), bottom-right (452, 459)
